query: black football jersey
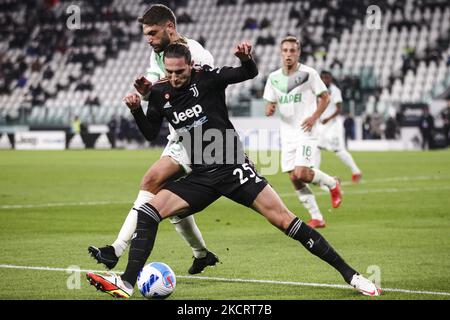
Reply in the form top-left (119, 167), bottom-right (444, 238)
top-left (132, 59), bottom-right (258, 171)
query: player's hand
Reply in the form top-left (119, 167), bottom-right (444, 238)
top-left (234, 41), bottom-right (252, 61)
top-left (321, 118), bottom-right (330, 125)
top-left (134, 76), bottom-right (152, 96)
top-left (265, 104), bottom-right (276, 117)
top-left (123, 93), bottom-right (141, 111)
top-left (301, 116), bottom-right (318, 132)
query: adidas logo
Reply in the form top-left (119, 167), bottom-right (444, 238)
top-left (163, 101), bottom-right (172, 109)
top-left (255, 176), bottom-right (262, 183)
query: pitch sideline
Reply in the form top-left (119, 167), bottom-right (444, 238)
top-left (2, 184), bottom-right (450, 209)
top-left (0, 264), bottom-right (449, 297)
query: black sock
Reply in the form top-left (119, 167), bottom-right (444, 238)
top-left (121, 203), bottom-right (161, 287)
top-left (285, 217), bottom-right (357, 284)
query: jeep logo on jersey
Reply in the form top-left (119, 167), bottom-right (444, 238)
top-left (172, 104), bottom-right (203, 124)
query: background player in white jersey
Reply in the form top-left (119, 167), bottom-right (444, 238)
top-left (317, 71), bottom-right (362, 183)
top-left (263, 36), bottom-right (342, 229)
top-left (89, 4), bottom-right (218, 275)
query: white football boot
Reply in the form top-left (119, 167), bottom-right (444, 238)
top-left (86, 272), bottom-right (133, 299)
top-left (350, 274), bottom-right (382, 296)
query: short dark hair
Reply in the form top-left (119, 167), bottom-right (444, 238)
top-left (281, 36), bottom-right (300, 49)
top-left (164, 43), bottom-right (191, 64)
top-left (138, 4), bottom-right (177, 27)
top-left (321, 70), bottom-right (332, 76)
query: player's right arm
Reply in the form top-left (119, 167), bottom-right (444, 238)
top-left (188, 39), bottom-right (215, 69)
top-left (136, 51), bottom-right (163, 100)
top-left (124, 92), bottom-right (163, 141)
top-left (134, 76), bottom-right (152, 97)
top-left (263, 74), bottom-right (277, 117)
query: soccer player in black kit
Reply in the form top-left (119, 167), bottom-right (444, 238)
top-left (86, 42), bottom-right (381, 298)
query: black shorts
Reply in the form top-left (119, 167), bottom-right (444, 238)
top-left (163, 158), bottom-right (268, 214)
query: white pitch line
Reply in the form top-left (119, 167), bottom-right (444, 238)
top-left (0, 264), bottom-right (449, 297)
top-left (279, 185), bottom-right (450, 198)
top-left (340, 175), bottom-right (450, 186)
top-left (1, 175), bottom-right (449, 210)
top-left (0, 201), bottom-right (130, 209)
top-left (0, 201), bottom-right (130, 210)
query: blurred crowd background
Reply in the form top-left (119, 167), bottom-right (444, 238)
top-left (0, 0), bottom-right (449, 149)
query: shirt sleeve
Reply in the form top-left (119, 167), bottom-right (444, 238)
top-left (310, 69), bottom-right (328, 96)
top-left (263, 76), bottom-right (277, 103)
top-left (189, 40), bottom-right (215, 68)
top-left (208, 58), bottom-right (258, 89)
top-left (333, 86), bottom-right (343, 104)
top-left (131, 94), bottom-right (163, 141)
top-left (145, 51), bottom-right (163, 83)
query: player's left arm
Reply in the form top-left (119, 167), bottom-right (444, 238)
top-left (209, 42), bottom-right (258, 87)
top-left (321, 87), bottom-right (343, 124)
top-left (190, 41), bottom-right (215, 69)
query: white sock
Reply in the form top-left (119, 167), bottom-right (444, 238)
top-left (311, 168), bottom-right (337, 189)
top-left (336, 150), bottom-right (361, 174)
top-left (170, 215), bottom-right (207, 259)
top-left (314, 148), bottom-right (322, 170)
top-left (112, 190), bottom-right (154, 257)
top-left (296, 186), bottom-right (323, 221)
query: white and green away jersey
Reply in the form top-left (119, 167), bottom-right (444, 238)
top-left (145, 37), bottom-right (214, 83)
top-left (263, 63), bottom-right (328, 141)
top-left (320, 83), bottom-right (343, 123)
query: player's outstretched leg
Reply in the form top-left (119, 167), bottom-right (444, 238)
top-left (87, 190), bottom-right (190, 298)
top-left (286, 218), bottom-right (381, 296)
top-left (170, 215), bottom-right (219, 274)
top-left (290, 175), bottom-right (325, 228)
top-left (252, 185), bottom-right (380, 296)
top-left (89, 157), bottom-right (219, 271)
top-left (88, 190), bottom-right (154, 270)
top-left (310, 169), bottom-right (342, 208)
top-left (87, 203), bottom-right (163, 298)
top-left (294, 166), bottom-right (342, 209)
top-left (335, 150), bottom-right (362, 183)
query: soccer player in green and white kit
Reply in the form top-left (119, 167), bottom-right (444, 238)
top-left (317, 71), bottom-right (362, 183)
top-left (263, 36), bottom-right (342, 229)
top-left (89, 4), bottom-right (218, 275)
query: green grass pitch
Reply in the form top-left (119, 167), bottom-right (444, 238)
top-left (0, 149), bottom-right (449, 300)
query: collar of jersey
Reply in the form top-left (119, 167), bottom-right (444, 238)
top-left (282, 62), bottom-right (301, 77)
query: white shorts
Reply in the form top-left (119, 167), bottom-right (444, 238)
top-left (281, 138), bottom-right (320, 172)
top-left (161, 140), bottom-right (192, 174)
top-left (318, 119), bottom-right (346, 152)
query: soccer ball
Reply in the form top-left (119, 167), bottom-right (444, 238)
top-left (137, 262), bottom-right (176, 299)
